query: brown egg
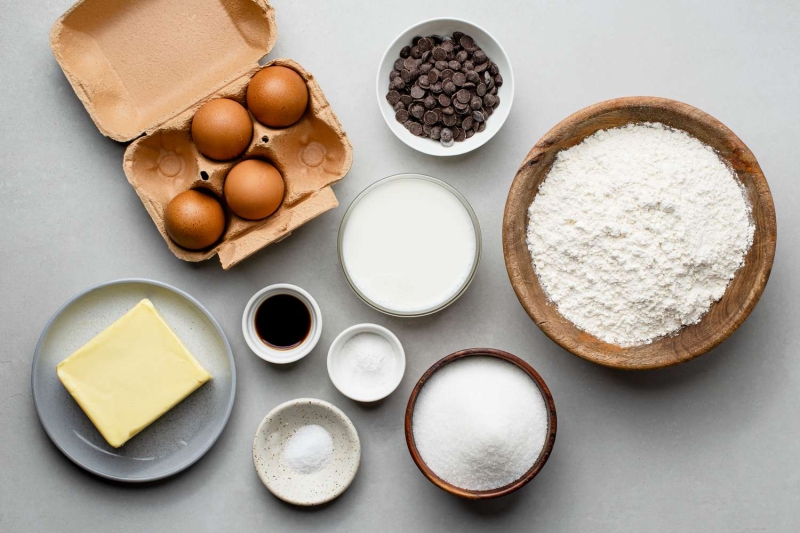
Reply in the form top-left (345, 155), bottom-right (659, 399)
top-left (247, 66), bottom-right (309, 128)
top-left (191, 99), bottom-right (253, 161)
top-left (164, 190), bottom-right (226, 250)
top-left (224, 160), bottom-right (285, 220)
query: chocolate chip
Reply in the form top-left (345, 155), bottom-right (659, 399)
top-left (432, 47), bottom-right (447, 61)
top-left (424, 111), bottom-right (438, 125)
top-left (403, 120), bottom-right (414, 129)
top-left (466, 129), bottom-right (475, 138)
top-left (410, 85), bottom-right (426, 99)
top-left (442, 113), bottom-right (457, 127)
top-left (463, 61), bottom-right (475, 72)
top-left (462, 116), bottom-right (474, 130)
top-left (408, 122), bottom-right (423, 136)
top-left (394, 58), bottom-right (405, 71)
top-left (452, 31), bottom-right (464, 41)
top-left (440, 127), bottom-right (453, 142)
top-left (431, 125), bottom-right (442, 140)
top-left (418, 37), bottom-right (433, 52)
top-left (441, 68), bottom-right (454, 80)
top-left (392, 77), bottom-right (405, 90)
top-left (456, 50), bottom-right (468, 64)
top-left (434, 108), bottom-right (443, 122)
top-left (489, 85), bottom-right (498, 95)
top-left (455, 89), bottom-right (471, 104)
top-left (400, 46), bottom-right (411, 59)
top-left (443, 80), bottom-right (457, 95)
top-left (449, 60), bottom-right (461, 71)
top-left (470, 96), bottom-right (482, 110)
top-left (463, 82), bottom-right (476, 89)
top-left (430, 82), bottom-right (443, 94)
top-left (423, 123), bottom-right (432, 136)
top-left (411, 46), bottom-right (421, 59)
top-left (476, 83), bottom-right (486, 96)
top-left (421, 50), bottom-right (431, 63)
top-left (478, 121), bottom-right (486, 132)
top-left (495, 74), bottom-right (503, 87)
top-left (489, 62), bottom-right (499, 76)
top-left (472, 110), bottom-right (485, 122)
top-left (438, 93), bottom-right (451, 107)
top-left (412, 36), bottom-right (423, 45)
top-left (418, 76), bottom-right (430, 89)
top-left (393, 101), bottom-right (405, 112)
top-left (455, 127), bottom-right (467, 142)
top-left (390, 69), bottom-right (400, 81)
top-left (441, 40), bottom-right (454, 53)
top-left (452, 72), bottom-right (466, 86)
top-left (400, 95), bottom-right (413, 107)
top-left (410, 103), bottom-right (425, 119)
top-left (483, 93), bottom-right (497, 107)
top-left (386, 90), bottom-right (401, 105)
top-left (473, 49), bottom-right (487, 64)
top-left (459, 35), bottom-right (474, 49)
top-left (441, 106), bottom-right (454, 115)
top-left (435, 60), bottom-right (448, 71)
top-left (485, 105), bottom-right (494, 117)
top-left (419, 63), bottom-right (432, 75)
top-left (395, 109), bottom-right (409, 123)
top-left (424, 95), bottom-right (437, 109)
top-left (428, 70), bottom-right (440, 84)
top-left (400, 69), bottom-right (411, 83)
top-left (403, 57), bottom-right (416, 71)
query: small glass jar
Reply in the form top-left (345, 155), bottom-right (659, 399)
top-left (337, 173), bottom-right (482, 317)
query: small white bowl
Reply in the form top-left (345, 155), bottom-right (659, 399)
top-left (327, 324), bottom-right (406, 402)
top-left (376, 17), bottom-right (515, 156)
top-left (253, 398), bottom-right (361, 506)
top-left (242, 284), bottom-right (322, 364)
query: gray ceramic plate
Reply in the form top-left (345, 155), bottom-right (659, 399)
top-left (31, 279), bottom-right (236, 482)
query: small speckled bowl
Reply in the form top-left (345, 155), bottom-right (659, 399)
top-left (253, 398), bottom-right (361, 506)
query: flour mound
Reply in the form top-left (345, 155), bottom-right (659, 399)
top-left (526, 122), bottom-right (754, 347)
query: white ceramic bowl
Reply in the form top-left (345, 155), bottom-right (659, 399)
top-left (327, 324), bottom-right (406, 402)
top-left (242, 284), bottom-right (322, 364)
top-left (376, 17), bottom-right (514, 156)
top-left (253, 398), bottom-right (361, 506)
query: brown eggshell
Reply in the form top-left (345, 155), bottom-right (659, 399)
top-left (191, 99), bottom-right (253, 160)
top-left (224, 159), bottom-right (285, 220)
top-left (164, 190), bottom-right (226, 250)
top-left (247, 66), bottom-right (309, 127)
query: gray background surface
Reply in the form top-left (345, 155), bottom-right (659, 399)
top-left (1, 0), bottom-right (798, 531)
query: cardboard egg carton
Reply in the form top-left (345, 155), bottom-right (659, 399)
top-left (50, 0), bottom-right (353, 269)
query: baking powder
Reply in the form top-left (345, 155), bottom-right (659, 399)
top-left (527, 122), bottom-right (754, 347)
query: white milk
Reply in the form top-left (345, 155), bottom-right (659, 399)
top-left (341, 177), bottom-right (477, 314)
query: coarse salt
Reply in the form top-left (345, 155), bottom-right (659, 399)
top-left (283, 424), bottom-right (334, 475)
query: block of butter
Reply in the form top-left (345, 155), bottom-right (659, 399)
top-left (56, 298), bottom-right (212, 448)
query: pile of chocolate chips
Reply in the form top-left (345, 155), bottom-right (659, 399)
top-left (386, 32), bottom-right (503, 147)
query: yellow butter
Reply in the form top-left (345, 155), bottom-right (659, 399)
top-left (56, 298), bottom-right (211, 448)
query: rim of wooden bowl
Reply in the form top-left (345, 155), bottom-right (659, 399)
top-left (502, 96), bottom-right (777, 370)
top-left (404, 348), bottom-right (557, 499)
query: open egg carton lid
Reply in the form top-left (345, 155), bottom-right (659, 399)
top-left (50, 0), bottom-right (278, 141)
top-left (50, 0), bottom-right (354, 269)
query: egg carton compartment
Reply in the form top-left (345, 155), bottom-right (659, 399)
top-left (123, 59), bottom-right (353, 269)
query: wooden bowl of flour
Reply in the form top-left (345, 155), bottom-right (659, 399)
top-left (503, 97), bottom-right (777, 370)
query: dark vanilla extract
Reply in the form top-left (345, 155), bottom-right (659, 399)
top-left (255, 294), bottom-right (311, 350)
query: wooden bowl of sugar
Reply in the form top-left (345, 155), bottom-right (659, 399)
top-left (503, 96), bottom-right (777, 370)
top-left (404, 348), bottom-right (557, 499)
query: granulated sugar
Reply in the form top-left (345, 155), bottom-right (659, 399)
top-left (283, 425), bottom-right (334, 475)
top-left (527, 122), bottom-right (754, 347)
top-left (412, 357), bottom-right (548, 491)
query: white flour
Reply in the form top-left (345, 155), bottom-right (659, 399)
top-left (526, 122), bottom-right (754, 347)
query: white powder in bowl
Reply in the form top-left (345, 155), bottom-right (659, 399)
top-left (283, 425), bottom-right (334, 475)
top-left (412, 356), bottom-right (549, 491)
top-left (339, 332), bottom-right (397, 392)
top-left (527, 122), bottom-right (754, 347)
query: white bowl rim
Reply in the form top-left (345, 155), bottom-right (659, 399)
top-left (252, 397), bottom-right (361, 506)
top-left (376, 16), bottom-right (515, 157)
top-left (327, 323), bottom-right (406, 402)
top-left (242, 283), bottom-right (322, 364)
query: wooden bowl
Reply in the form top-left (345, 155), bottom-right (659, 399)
top-left (503, 96), bottom-right (777, 370)
top-left (404, 348), bottom-right (557, 499)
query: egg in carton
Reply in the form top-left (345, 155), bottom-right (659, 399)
top-left (50, 0), bottom-right (352, 269)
